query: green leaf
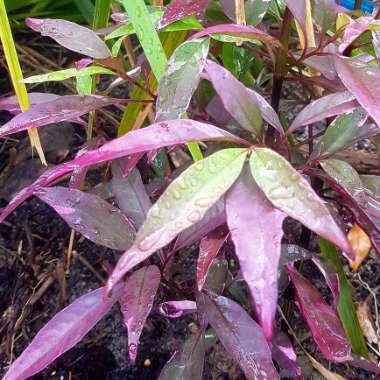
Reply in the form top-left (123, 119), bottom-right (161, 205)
top-left (23, 66), bottom-right (116, 84)
top-left (245, 0), bottom-right (271, 26)
top-left (320, 159), bottom-right (363, 197)
top-left (156, 38), bottom-right (210, 121)
top-left (319, 239), bottom-right (369, 357)
top-left (73, 0), bottom-right (94, 26)
top-left (0, 0), bottom-right (45, 164)
top-left (107, 148), bottom-right (248, 290)
top-left (312, 107), bottom-right (368, 159)
top-left (249, 148), bottom-right (352, 254)
top-left (92, 0), bottom-right (111, 30)
top-left (121, 0), bottom-right (167, 80)
top-left (161, 15), bottom-right (203, 32)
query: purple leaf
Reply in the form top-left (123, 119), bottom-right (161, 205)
top-left (190, 24), bottom-right (278, 45)
top-left (0, 120), bottom-right (247, 223)
top-left (288, 91), bottom-right (357, 133)
top-left (250, 148), bottom-right (353, 257)
top-left (158, 0), bottom-right (212, 29)
top-left (158, 300), bottom-right (197, 318)
top-left (284, 0), bottom-right (306, 32)
top-left (120, 266), bottom-right (160, 364)
top-left (156, 38), bottom-right (210, 122)
top-left (3, 285), bottom-right (123, 380)
top-left (313, 0), bottom-right (337, 32)
top-left (158, 332), bottom-right (205, 380)
top-left (111, 162), bottom-right (151, 229)
top-left (105, 149), bottom-right (247, 295)
top-left (201, 294), bottom-right (279, 380)
top-left (35, 187), bottom-right (135, 250)
top-left (303, 54), bottom-right (337, 80)
top-left (0, 93), bottom-right (61, 114)
top-left (203, 60), bottom-right (263, 137)
top-left (287, 265), bottom-right (352, 362)
top-left (272, 331), bottom-right (302, 378)
top-left (197, 225), bottom-right (229, 291)
top-left (334, 55), bottom-right (380, 128)
top-left (174, 199), bottom-right (226, 252)
top-left (0, 95), bottom-right (129, 138)
top-left (312, 256), bottom-right (340, 305)
top-left (26, 18), bottom-right (111, 59)
top-left (247, 89), bottom-right (283, 134)
top-left (226, 165), bottom-right (286, 340)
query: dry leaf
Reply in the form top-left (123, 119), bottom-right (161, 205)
top-left (348, 224), bottom-right (371, 271)
top-left (307, 354), bottom-right (347, 380)
top-left (356, 301), bottom-right (379, 345)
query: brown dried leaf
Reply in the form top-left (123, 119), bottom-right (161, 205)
top-left (307, 354), bottom-right (347, 380)
top-left (356, 301), bottom-right (379, 345)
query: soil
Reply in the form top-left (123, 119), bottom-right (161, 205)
top-left (1, 31), bottom-right (380, 380)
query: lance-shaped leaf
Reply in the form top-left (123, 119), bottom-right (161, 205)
top-left (334, 55), bottom-right (380, 128)
top-left (303, 54), bottom-right (337, 80)
top-left (313, 0), bottom-right (337, 32)
top-left (174, 199), bottom-right (226, 252)
top-left (156, 38), bottom-right (210, 122)
top-left (111, 163), bottom-right (151, 229)
top-left (288, 91), bottom-right (358, 133)
top-left (287, 265), bottom-right (352, 362)
top-left (190, 24), bottom-right (279, 45)
top-left (319, 239), bottom-right (369, 357)
top-left (158, 300), bottom-right (197, 318)
top-left (3, 285), bottom-right (123, 380)
top-left (0, 121), bottom-right (248, 223)
top-left (35, 187), bottom-right (135, 251)
top-left (23, 66), bottom-right (116, 84)
top-left (120, 266), bottom-right (160, 364)
top-left (220, 0), bottom-right (271, 26)
top-left (158, 0), bottom-right (212, 29)
top-left (204, 60), bottom-right (263, 138)
top-left (249, 148), bottom-right (353, 256)
top-left (25, 18), bottom-right (111, 59)
top-left (106, 148), bottom-right (247, 293)
top-left (311, 107), bottom-right (372, 159)
top-left (0, 93), bottom-right (61, 114)
top-left (0, 95), bottom-right (129, 138)
top-left (202, 294), bottom-right (279, 380)
top-left (272, 331), bottom-right (302, 378)
top-left (197, 225), bottom-right (229, 291)
top-left (284, 0), bottom-right (306, 31)
top-left (158, 332), bottom-right (206, 380)
top-left (247, 89), bottom-right (283, 133)
top-left (321, 159), bottom-right (363, 197)
top-left (226, 165), bottom-right (286, 340)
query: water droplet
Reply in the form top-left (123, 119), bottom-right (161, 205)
top-left (306, 193), bottom-right (314, 201)
top-left (138, 235), bottom-right (158, 251)
top-left (187, 210), bottom-right (201, 223)
top-left (190, 178), bottom-right (198, 187)
top-left (195, 197), bottom-right (214, 208)
top-left (208, 162), bottom-right (217, 174)
top-left (194, 162), bottom-right (204, 171)
top-left (171, 189), bottom-right (181, 200)
top-left (268, 187), bottom-right (294, 200)
top-left (177, 177), bottom-right (188, 190)
top-left (290, 173), bottom-right (298, 181)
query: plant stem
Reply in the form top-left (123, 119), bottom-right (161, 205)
top-left (267, 7), bottom-right (292, 145)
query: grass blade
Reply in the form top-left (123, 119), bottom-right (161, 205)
top-left (92, 0), bottom-right (111, 30)
top-left (121, 0), bottom-right (167, 80)
top-left (319, 238), bottom-right (369, 357)
top-left (0, 0), bottom-right (46, 164)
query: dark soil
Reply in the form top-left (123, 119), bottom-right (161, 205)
top-left (1, 31), bottom-right (380, 380)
